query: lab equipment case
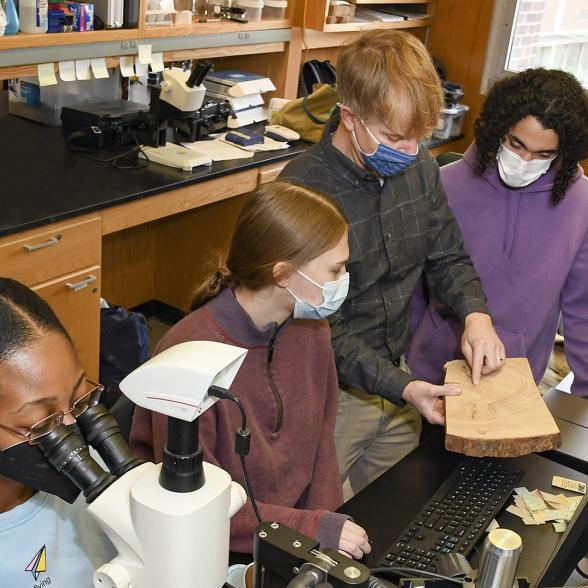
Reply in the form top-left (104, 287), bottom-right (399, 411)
top-left (61, 100), bottom-right (150, 150)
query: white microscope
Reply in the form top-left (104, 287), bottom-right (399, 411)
top-left (36, 340), bottom-right (250, 588)
top-left (140, 60), bottom-right (214, 171)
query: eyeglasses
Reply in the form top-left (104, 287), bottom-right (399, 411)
top-left (0, 380), bottom-right (103, 445)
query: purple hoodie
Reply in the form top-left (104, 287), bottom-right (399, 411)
top-left (408, 144), bottom-right (588, 397)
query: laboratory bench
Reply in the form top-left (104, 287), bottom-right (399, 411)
top-left (0, 112), bottom-right (309, 380)
top-left (0, 111), bottom-right (461, 381)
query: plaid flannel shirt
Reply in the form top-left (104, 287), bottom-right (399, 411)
top-left (279, 118), bottom-right (489, 404)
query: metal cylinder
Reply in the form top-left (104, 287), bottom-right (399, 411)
top-left (477, 528), bottom-right (522, 588)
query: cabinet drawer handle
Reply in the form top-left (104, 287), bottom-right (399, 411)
top-left (66, 274), bottom-right (97, 292)
top-left (23, 234), bottom-right (62, 252)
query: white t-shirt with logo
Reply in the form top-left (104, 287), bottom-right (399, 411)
top-left (0, 491), bottom-right (115, 588)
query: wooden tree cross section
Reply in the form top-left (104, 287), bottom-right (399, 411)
top-left (444, 358), bottom-right (561, 457)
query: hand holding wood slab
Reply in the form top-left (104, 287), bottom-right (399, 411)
top-left (444, 358), bottom-right (561, 457)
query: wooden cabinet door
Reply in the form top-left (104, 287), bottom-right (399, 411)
top-left (32, 266), bottom-right (101, 381)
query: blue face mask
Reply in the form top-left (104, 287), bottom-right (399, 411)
top-left (352, 120), bottom-right (418, 177)
top-left (287, 270), bottom-right (349, 320)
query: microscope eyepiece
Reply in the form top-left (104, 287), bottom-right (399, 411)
top-left (76, 404), bottom-right (143, 479)
top-left (186, 60), bottom-right (213, 88)
top-left (37, 424), bottom-right (116, 503)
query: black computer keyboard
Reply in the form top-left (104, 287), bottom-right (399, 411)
top-left (378, 459), bottom-right (523, 573)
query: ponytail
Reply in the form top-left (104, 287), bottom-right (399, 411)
top-left (190, 263), bottom-right (233, 311)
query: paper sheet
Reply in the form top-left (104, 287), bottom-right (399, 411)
top-left (138, 44), bottom-right (154, 65)
top-left (182, 140), bottom-right (254, 161)
top-left (556, 371), bottom-right (574, 393)
top-left (507, 505), bottom-right (530, 518)
top-left (507, 486), bottom-right (582, 532)
top-left (522, 490), bottom-right (547, 513)
top-left (151, 52), bottom-right (165, 73)
top-left (58, 60), bottom-right (76, 82)
top-left (90, 57), bottom-right (109, 79)
top-left (539, 491), bottom-right (568, 509)
top-left (134, 58), bottom-right (148, 77)
top-left (75, 59), bottom-right (91, 80)
top-left (119, 56), bottom-right (135, 78)
top-left (540, 509), bottom-right (574, 522)
top-left (37, 63), bottom-right (58, 87)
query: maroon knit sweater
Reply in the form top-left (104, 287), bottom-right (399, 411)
top-left (130, 288), bottom-right (348, 553)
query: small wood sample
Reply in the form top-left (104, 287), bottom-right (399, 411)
top-left (444, 358), bottom-right (561, 457)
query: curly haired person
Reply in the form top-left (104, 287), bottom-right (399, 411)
top-left (408, 68), bottom-right (588, 398)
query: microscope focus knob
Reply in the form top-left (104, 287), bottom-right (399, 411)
top-left (93, 561), bottom-right (132, 588)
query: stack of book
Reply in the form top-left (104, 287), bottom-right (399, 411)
top-left (354, 5), bottom-right (430, 23)
top-left (205, 70), bottom-right (276, 129)
top-left (354, 7), bottom-right (403, 22)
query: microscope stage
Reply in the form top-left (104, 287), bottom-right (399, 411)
top-left (140, 143), bottom-right (212, 172)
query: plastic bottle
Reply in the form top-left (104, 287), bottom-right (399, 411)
top-left (3, 0), bottom-right (20, 34)
top-left (19, 0), bottom-right (48, 33)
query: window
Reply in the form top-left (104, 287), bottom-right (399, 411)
top-left (481, 0), bottom-right (588, 93)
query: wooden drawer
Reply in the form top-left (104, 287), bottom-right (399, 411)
top-left (0, 215), bottom-right (101, 287)
top-left (32, 266), bottom-right (101, 381)
top-left (257, 161), bottom-right (289, 185)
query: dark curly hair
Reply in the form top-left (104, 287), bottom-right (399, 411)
top-left (474, 68), bottom-right (588, 206)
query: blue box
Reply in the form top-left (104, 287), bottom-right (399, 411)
top-left (67, 1), bottom-right (94, 31)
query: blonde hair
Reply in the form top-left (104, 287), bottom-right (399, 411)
top-left (337, 30), bottom-right (443, 138)
top-left (190, 181), bottom-right (348, 310)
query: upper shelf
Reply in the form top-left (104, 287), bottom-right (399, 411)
top-left (303, 0), bottom-right (433, 32)
top-left (143, 18), bottom-right (290, 38)
top-left (321, 17), bottom-right (431, 33)
top-left (0, 19), bottom-right (291, 50)
top-left (0, 24), bottom-right (292, 73)
top-left (0, 29), bottom-right (140, 51)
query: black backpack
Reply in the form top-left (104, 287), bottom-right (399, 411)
top-left (99, 306), bottom-right (150, 407)
top-left (99, 305), bottom-right (150, 441)
top-left (300, 60), bottom-right (337, 96)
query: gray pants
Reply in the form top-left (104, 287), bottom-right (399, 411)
top-left (335, 378), bottom-right (421, 500)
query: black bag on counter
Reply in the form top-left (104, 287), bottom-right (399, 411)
top-left (300, 60), bottom-right (337, 96)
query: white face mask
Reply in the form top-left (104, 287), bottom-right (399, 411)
top-left (496, 144), bottom-right (556, 188)
top-left (287, 270), bottom-right (349, 320)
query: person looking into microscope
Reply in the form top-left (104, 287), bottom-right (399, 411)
top-left (0, 277), bottom-right (115, 587)
top-left (131, 181), bottom-right (371, 561)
